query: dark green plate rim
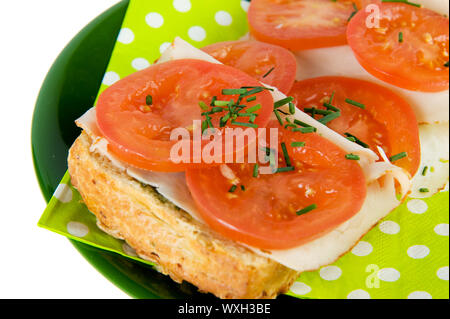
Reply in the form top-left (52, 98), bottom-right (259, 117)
top-left (31, 0), bottom-right (293, 300)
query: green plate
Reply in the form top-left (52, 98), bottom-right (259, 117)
top-left (31, 0), bottom-right (292, 300)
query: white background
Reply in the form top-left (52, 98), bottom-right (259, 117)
top-left (0, 0), bottom-right (129, 298)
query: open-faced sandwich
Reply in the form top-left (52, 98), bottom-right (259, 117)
top-left (67, 0), bottom-right (449, 299)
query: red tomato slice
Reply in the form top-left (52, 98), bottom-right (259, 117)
top-left (202, 40), bottom-right (297, 94)
top-left (96, 59), bottom-right (274, 172)
top-left (347, 3), bottom-right (449, 92)
top-left (185, 119), bottom-right (367, 250)
top-left (288, 76), bottom-right (421, 176)
top-left (248, 0), bottom-right (360, 50)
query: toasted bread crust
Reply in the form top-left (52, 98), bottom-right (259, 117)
top-left (68, 132), bottom-right (299, 299)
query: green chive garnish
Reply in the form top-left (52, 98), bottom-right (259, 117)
top-left (246, 96), bottom-right (257, 102)
top-left (345, 98), bottom-right (365, 109)
top-left (345, 153), bottom-right (360, 160)
top-left (276, 166), bottom-right (295, 173)
top-left (274, 96), bottom-right (294, 108)
top-left (145, 95), bottom-right (153, 106)
top-left (291, 142), bottom-right (305, 147)
top-left (293, 127), bottom-right (316, 133)
top-left (390, 152), bottom-right (407, 162)
top-left (289, 102), bottom-right (295, 114)
top-left (229, 185), bottom-right (237, 193)
top-left (294, 120), bottom-right (314, 128)
top-left (281, 142), bottom-right (292, 167)
top-left (274, 110), bottom-right (284, 125)
top-left (246, 104), bottom-right (262, 113)
top-left (323, 102), bottom-right (340, 112)
top-left (344, 132), bottom-right (369, 148)
top-left (199, 101), bottom-right (209, 110)
top-left (253, 164), bottom-right (259, 177)
top-left (304, 108), bottom-right (333, 116)
top-left (241, 185), bottom-right (245, 191)
top-left (398, 32), bottom-right (404, 43)
top-left (222, 88), bottom-right (247, 95)
top-left (296, 204), bottom-right (317, 216)
top-left (318, 111), bottom-right (341, 125)
top-left (262, 67), bottom-right (275, 78)
top-left (422, 166), bottom-right (428, 176)
top-left (419, 188), bottom-right (430, 193)
top-left (231, 121), bottom-right (258, 128)
top-left (445, 61), bottom-right (449, 68)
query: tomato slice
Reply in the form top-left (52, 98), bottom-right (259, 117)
top-left (96, 59), bottom-right (274, 172)
top-left (347, 3), bottom-right (449, 92)
top-left (248, 0), bottom-right (360, 50)
top-left (185, 119), bottom-right (367, 250)
top-left (288, 76), bottom-right (421, 176)
top-left (202, 40), bottom-right (297, 94)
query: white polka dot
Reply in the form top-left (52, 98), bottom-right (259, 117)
top-left (188, 26), bottom-right (206, 42)
top-left (379, 220), bottom-right (400, 234)
top-left (159, 42), bottom-right (172, 54)
top-left (117, 28), bottom-right (134, 44)
top-left (102, 71), bottom-right (120, 86)
top-left (320, 266), bottom-right (342, 281)
top-left (407, 199), bottom-right (428, 214)
top-left (407, 245), bottom-right (430, 259)
top-left (53, 184), bottom-right (73, 203)
top-left (347, 289), bottom-right (371, 299)
top-left (215, 11), bottom-right (233, 26)
top-left (378, 268), bottom-right (400, 282)
top-left (351, 241), bottom-right (373, 257)
top-left (434, 223), bottom-right (449, 236)
top-left (173, 0), bottom-right (191, 12)
top-left (290, 282), bottom-right (311, 295)
top-left (67, 221), bottom-right (89, 238)
top-left (241, 0), bottom-right (250, 12)
top-left (437, 266), bottom-right (449, 280)
top-left (122, 243), bottom-right (138, 257)
top-left (408, 291), bottom-right (432, 299)
top-left (131, 57), bottom-right (150, 70)
top-left (145, 12), bottom-right (164, 28)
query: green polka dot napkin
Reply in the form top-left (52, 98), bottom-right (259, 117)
top-left (38, 0), bottom-right (449, 299)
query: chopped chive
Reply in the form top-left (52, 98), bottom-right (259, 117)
top-left (273, 110), bottom-right (284, 125)
top-left (289, 102), bottom-right (295, 114)
top-left (237, 112), bottom-right (258, 117)
top-left (323, 102), bottom-right (340, 112)
top-left (389, 152), bottom-right (407, 162)
top-left (210, 96), bottom-right (217, 106)
top-left (246, 104), bottom-right (262, 113)
top-left (421, 166), bottom-right (428, 176)
top-left (246, 96), bottom-right (257, 102)
top-left (213, 100), bottom-right (230, 107)
top-left (199, 101), bottom-right (209, 110)
top-left (240, 87), bottom-right (264, 99)
top-left (398, 31), bottom-right (404, 43)
top-left (293, 127), bottom-right (316, 133)
top-left (445, 61), bottom-right (449, 67)
top-left (220, 113), bottom-right (231, 127)
top-left (294, 119), bottom-right (314, 128)
top-left (228, 185), bottom-right (237, 193)
top-left (249, 115), bottom-right (256, 123)
top-left (262, 67), bottom-right (275, 78)
top-left (419, 188), bottom-right (430, 193)
top-left (231, 121), bottom-right (258, 128)
top-left (241, 185), bottom-right (246, 191)
top-left (296, 204), bottom-right (317, 216)
top-left (145, 95), bottom-right (153, 106)
top-left (274, 96), bottom-right (294, 108)
top-left (285, 123), bottom-right (297, 129)
top-left (347, 2), bottom-right (358, 22)
top-left (344, 132), bottom-right (369, 148)
top-left (304, 107), bottom-right (333, 116)
top-left (201, 120), bottom-right (208, 133)
top-left (345, 153), bottom-right (360, 160)
top-left (222, 88), bottom-right (247, 95)
top-left (276, 166), bottom-right (295, 173)
top-left (241, 85), bottom-right (274, 92)
top-left (281, 142), bottom-right (292, 167)
top-left (291, 142), bottom-right (305, 147)
top-left (329, 91), bottom-right (336, 104)
top-left (253, 164), bottom-right (259, 177)
top-left (345, 98), bottom-right (365, 109)
top-left (318, 111), bottom-right (341, 125)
